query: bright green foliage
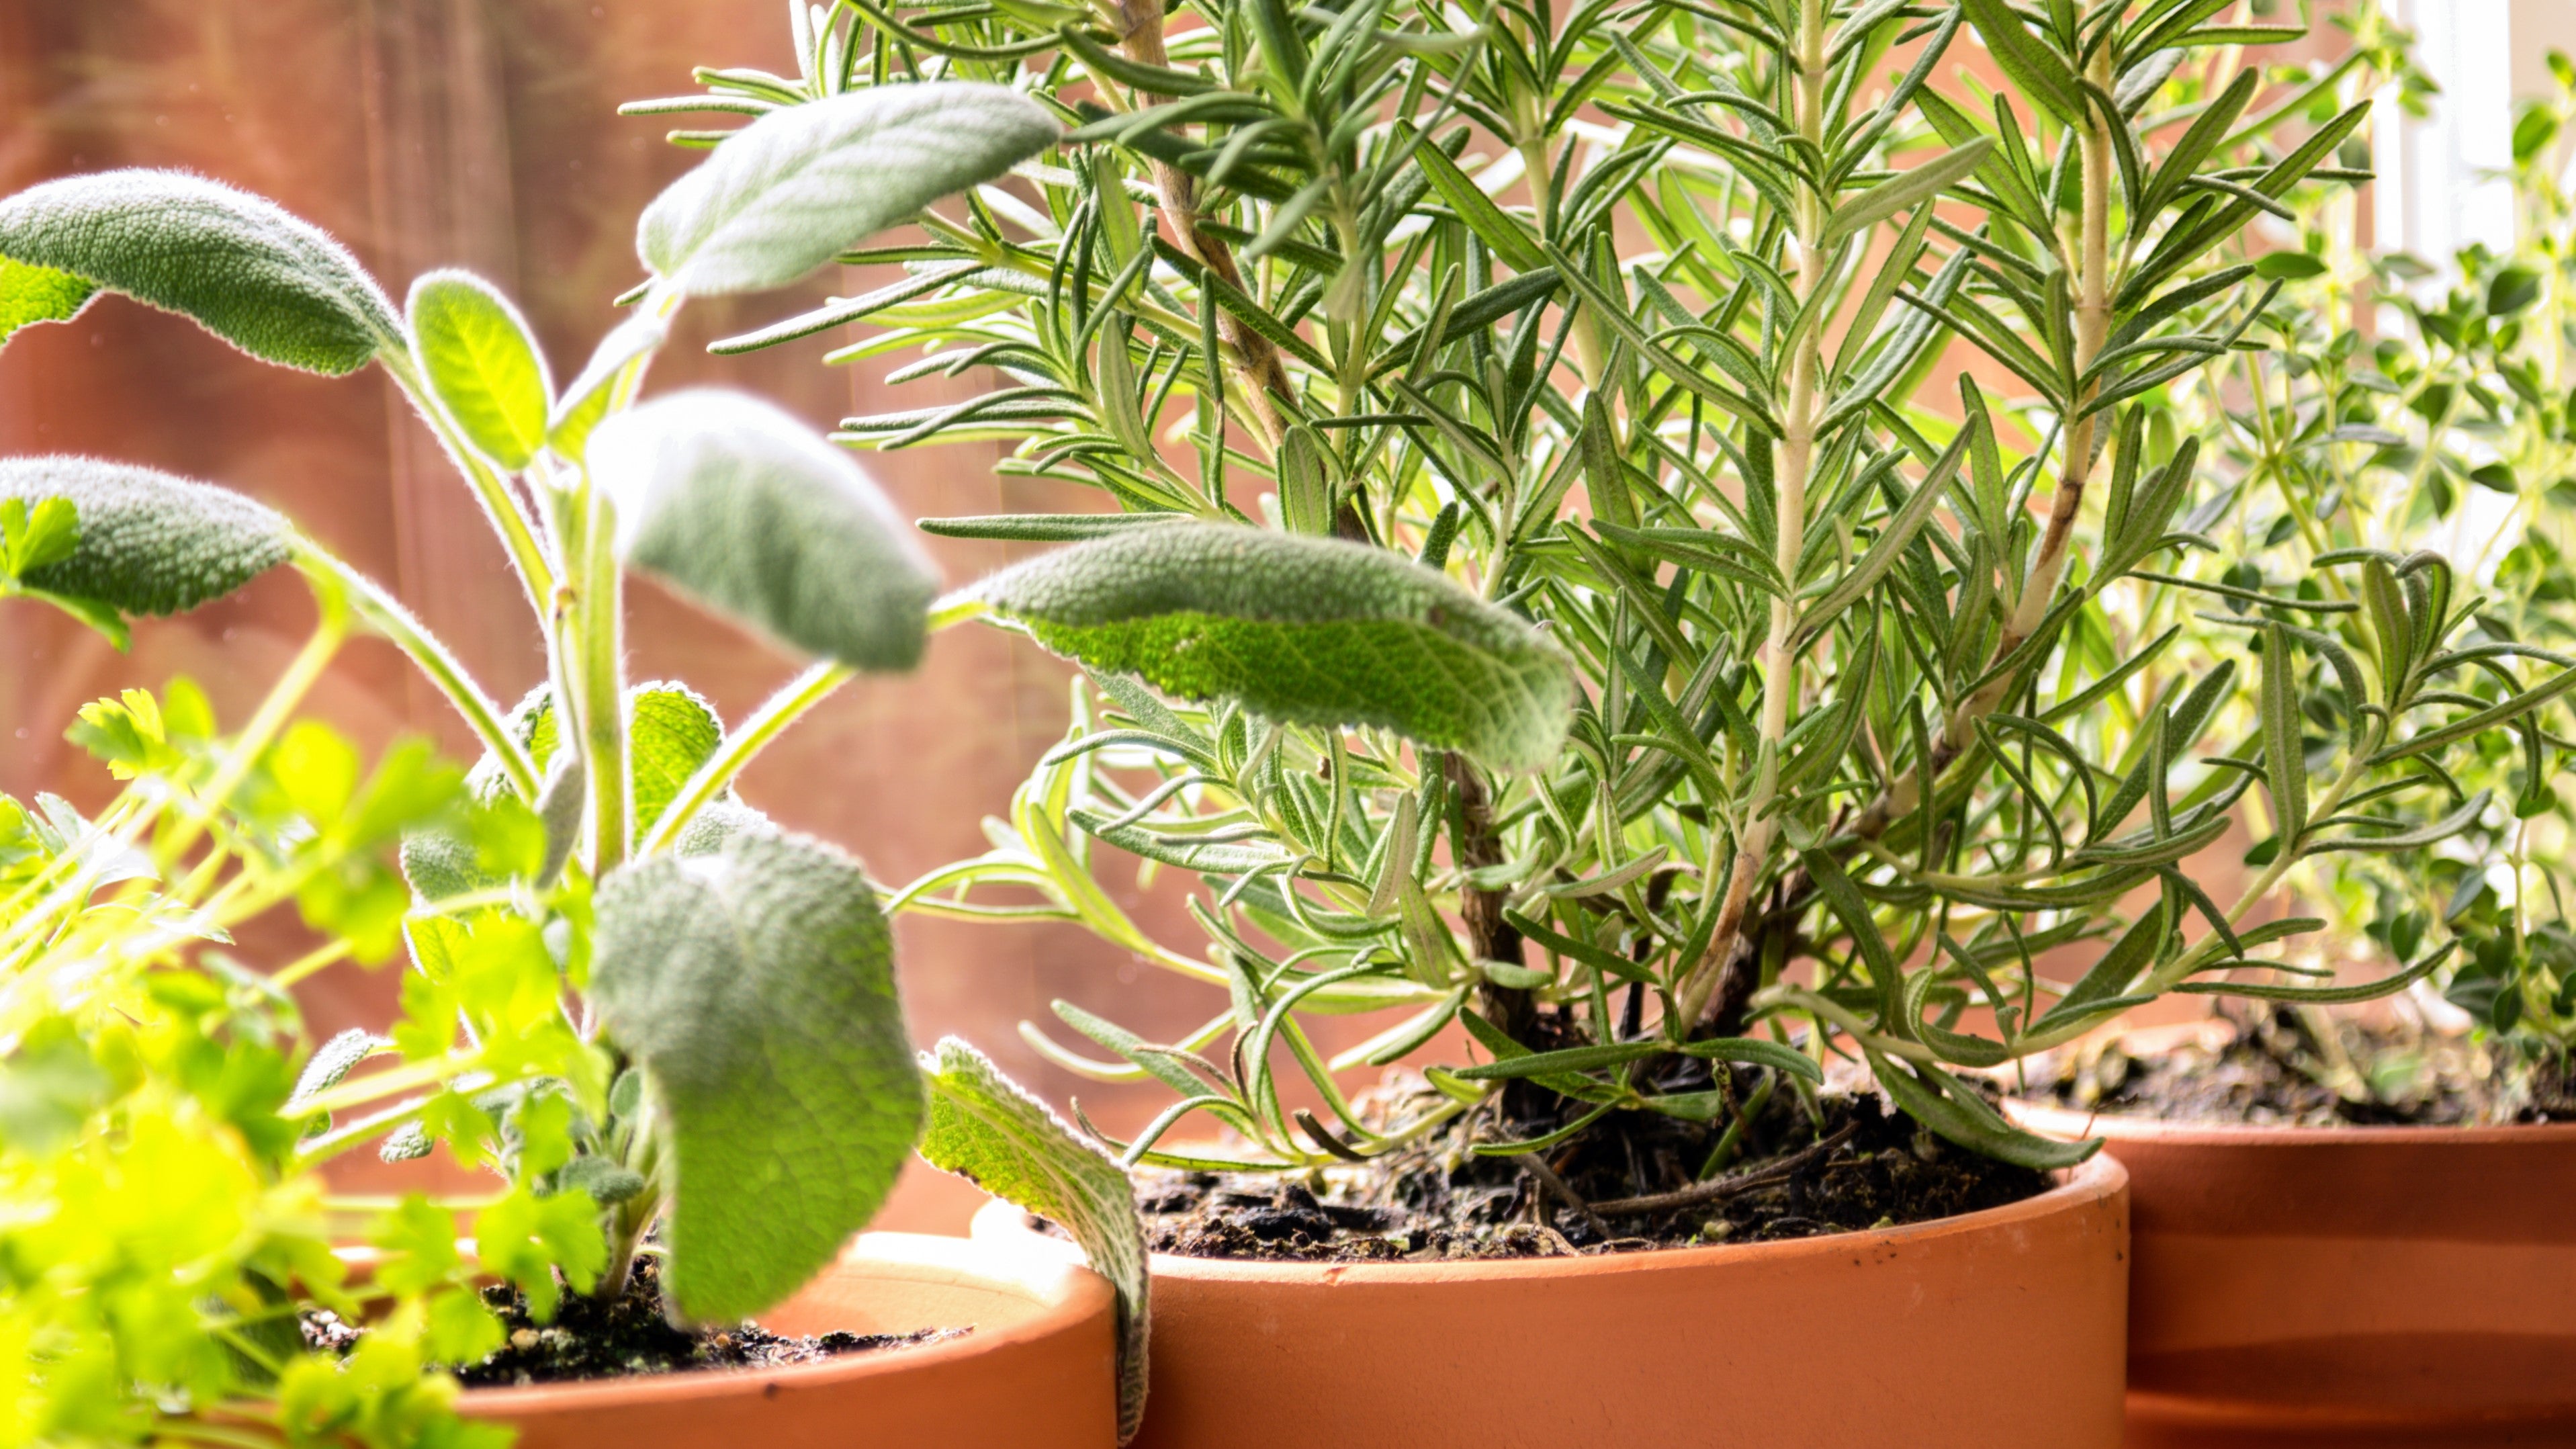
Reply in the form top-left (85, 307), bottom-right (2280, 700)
top-left (0, 256), bottom-right (97, 344)
top-left (591, 830), bottom-right (922, 1323)
top-left (408, 271), bottom-right (552, 470)
top-left (515, 680), bottom-right (728, 838)
top-left (0, 688), bottom-right (502, 1449)
top-left (401, 681), bottom-right (723, 898)
top-left (637, 82), bottom-right (1059, 297)
top-left (978, 524), bottom-right (1576, 771)
top-left (2199, 44), bottom-right (2576, 1108)
top-left (919, 1037), bottom-right (1149, 1442)
top-left (0, 169), bottom-right (399, 374)
top-left (0, 456), bottom-right (288, 617)
top-left (590, 388), bottom-right (940, 668)
top-left (546, 312), bottom-right (665, 462)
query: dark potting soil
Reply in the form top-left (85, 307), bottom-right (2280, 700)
top-left (2022, 1004), bottom-right (2563, 1127)
top-left (304, 1256), bottom-right (967, 1387)
top-left (1108, 1081), bottom-right (2051, 1262)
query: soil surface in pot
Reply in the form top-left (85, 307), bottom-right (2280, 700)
top-left (305, 1256), bottom-right (967, 1387)
top-left (2024, 1004), bottom-right (2559, 1127)
top-left (1100, 1085), bottom-right (2048, 1262)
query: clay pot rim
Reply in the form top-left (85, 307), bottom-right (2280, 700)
top-left (2008, 1098), bottom-right (2576, 1148)
top-left (978, 1153), bottom-right (2125, 1284)
top-left (2127, 1381), bottom-right (2576, 1434)
top-left (455, 1230), bottom-right (1110, 1412)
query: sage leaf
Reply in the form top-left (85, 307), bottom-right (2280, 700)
top-left (592, 830), bottom-right (922, 1323)
top-left (402, 682), bottom-right (725, 897)
top-left (0, 457), bottom-right (290, 616)
top-left (588, 390), bottom-right (940, 669)
top-left (547, 312), bottom-right (667, 462)
top-left (918, 1037), bottom-right (1149, 1444)
top-left (533, 754), bottom-right (585, 891)
top-left (0, 170), bottom-right (399, 374)
top-left (0, 257), bottom-right (98, 345)
top-left (974, 524), bottom-right (1576, 771)
top-left (408, 271), bottom-right (552, 470)
top-left (676, 800), bottom-right (774, 857)
top-left (287, 1028), bottom-right (389, 1120)
top-left (638, 83), bottom-right (1060, 296)
top-left (515, 680), bottom-right (728, 839)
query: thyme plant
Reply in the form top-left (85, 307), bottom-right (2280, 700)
top-left (2199, 43), bottom-right (2576, 1114)
top-left (657, 0), bottom-right (2542, 1190)
top-left (0, 74), bottom-right (1169, 1434)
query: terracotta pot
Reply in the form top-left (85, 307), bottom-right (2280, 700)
top-left (2014, 1103), bottom-right (2576, 1446)
top-left (461, 1231), bottom-right (1117, 1449)
top-left (973, 1156), bottom-right (2129, 1449)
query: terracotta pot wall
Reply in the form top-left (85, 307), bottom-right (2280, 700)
top-left (0, 0), bottom-right (1216, 1230)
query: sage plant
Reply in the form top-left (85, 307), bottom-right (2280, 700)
top-left (0, 83), bottom-right (1152, 1356)
top-left (658, 0), bottom-right (2538, 1186)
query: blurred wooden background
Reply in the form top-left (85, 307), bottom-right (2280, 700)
top-left (0, 0), bottom-right (1220, 1231)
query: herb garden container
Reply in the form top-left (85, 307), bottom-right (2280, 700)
top-left (461, 1233), bottom-right (1117, 1449)
top-left (2013, 1104), bottom-right (2576, 1444)
top-left (974, 1157), bottom-right (2129, 1449)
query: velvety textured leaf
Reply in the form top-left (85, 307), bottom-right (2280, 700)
top-left (676, 800), bottom-right (776, 858)
top-left (547, 312), bottom-right (667, 462)
top-left (514, 680), bottom-right (727, 838)
top-left (592, 830), bottom-right (922, 1323)
top-left (0, 169), bottom-right (399, 374)
top-left (975, 525), bottom-right (1577, 771)
top-left (0, 257), bottom-right (98, 345)
top-left (638, 83), bottom-right (1060, 296)
top-left (401, 683), bottom-right (722, 899)
top-left (919, 1037), bottom-right (1147, 1444)
top-left (408, 271), bottom-right (551, 469)
top-left (0, 457), bottom-right (290, 615)
top-left (589, 390), bottom-right (938, 669)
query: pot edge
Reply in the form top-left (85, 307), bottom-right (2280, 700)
top-left (2008, 1098), bottom-right (2576, 1148)
top-left (455, 1229), bottom-right (1110, 1413)
top-left (976, 1152), bottom-right (2127, 1284)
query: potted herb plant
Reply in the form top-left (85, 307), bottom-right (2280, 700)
top-left (643, 0), bottom-right (2507, 1444)
top-left (2007, 30), bottom-right (2576, 1445)
top-left (0, 75), bottom-right (1157, 1448)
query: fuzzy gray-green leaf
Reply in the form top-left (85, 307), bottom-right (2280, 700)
top-left (0, 258), bottom-right (98, 345)
top-left (0, 170), bottom-right (398, 374)
top-left (919, 1037), bottom-right (1147, 1444)
top-left (592, 830), bottom-right (922, 1323)
top-left (515, 680), bottom-right (728, 839)
top-left (638, 83), bottom-right (1061, 296)
top-left (408, 271), bottom-right (551, 470)
top-left (590, 390), bottom-right (939, 670)
top-left (975, 525), bottom-right (1576, 771)
top-left (0, 457), bottom-right (289, 615)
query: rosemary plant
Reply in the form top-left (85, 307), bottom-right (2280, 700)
top-left (656, 0), bottom-right (2543, 1190)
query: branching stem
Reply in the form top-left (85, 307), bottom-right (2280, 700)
top-left (1677, 0), bottom-right (1828, 1030)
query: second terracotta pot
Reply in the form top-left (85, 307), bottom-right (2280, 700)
top-left (976, 1155), bottom-right (2129, 1449)
top-left (2014, 1104), bottom-right (2576, 1446)
top-left (461, 1231), bottom-right (1117, 1449)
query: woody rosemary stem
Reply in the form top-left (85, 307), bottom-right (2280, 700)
top-left (1850, 42), bottom-right (2117, 844)
top-left (1677, 0), bottom-right (1826, 1030)
top-left (1119, 0), bottom-right (1296, 455)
